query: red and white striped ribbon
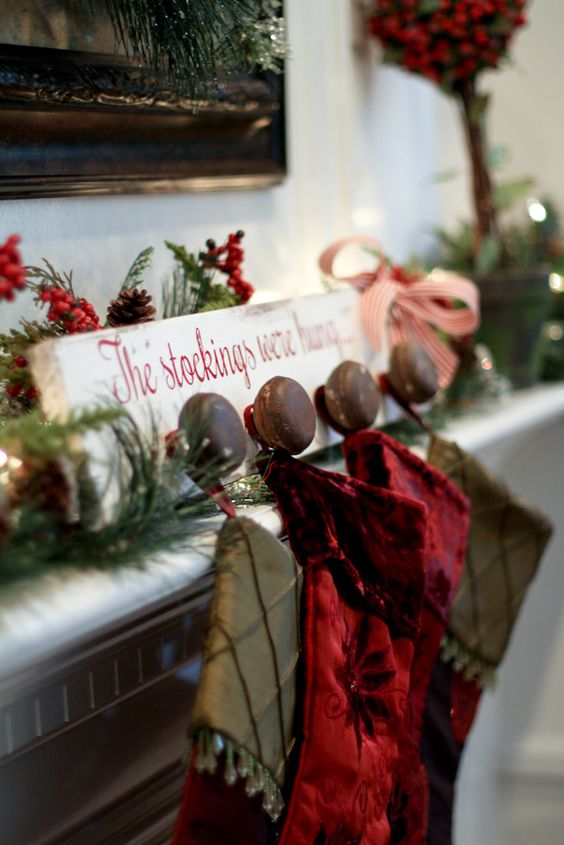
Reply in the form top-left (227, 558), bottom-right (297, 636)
top-left (319, 236), bottom-right (480, 388)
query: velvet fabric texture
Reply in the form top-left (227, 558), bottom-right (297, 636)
top-left (172, 517), bottom-right (302, 845)
top-left (343, 430), bottom-right (470, 845)
top-left (173, 756), bottom-right (272, 845)
top-left (419, 436), bottom-right (553, 845)
top-left (262, 450), bottom-right (428, 845)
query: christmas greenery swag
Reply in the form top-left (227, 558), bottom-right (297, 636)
top-left (0, 232), bottom-right (268, 588)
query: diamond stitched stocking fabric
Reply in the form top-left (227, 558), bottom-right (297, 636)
top-left (262, 450), bottom-right (428, 845)
top-left (420, 436), bottom-right (553, 845)
top-left (172, 516), bottom-right (302, 845)
top-left (343, 430), bottom-right (470, 845)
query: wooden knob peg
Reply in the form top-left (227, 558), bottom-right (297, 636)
top-left (323, 360), bottom-right (380, 432)
top-left (252, 376), bottom-right (316, 454)
top-left (178, 393), bottom-right (247, 480)
top-left (387, 341), bottom-right (438, 404)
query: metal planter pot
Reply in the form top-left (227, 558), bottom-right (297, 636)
top-left (474, 266), bottom-right (551, 388)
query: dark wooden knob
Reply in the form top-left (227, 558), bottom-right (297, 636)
top-left (178, 393), bottom-right (247, 480)
top-left (387, 341), bottom-right (438, 404)
top-left (252, 376), bottom-right (316, 454)
top-left (324, 360), bottom-right (380, 431)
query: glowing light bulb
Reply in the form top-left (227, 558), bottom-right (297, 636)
top-left (549, 273), bottom-right (563, 292)
top-left (527, 200), bottom-right (547, 222)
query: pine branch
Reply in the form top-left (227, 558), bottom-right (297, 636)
top-left (0, 408), bottom-right (242, 586)
top-left (120, 246), bottom-right (155, 292)
top-left (100, 0), bottom-right (286, 97)
top-left (0, 321), bottom-right (60, 358)
top-left (0, 321), bottom-right (61, 409)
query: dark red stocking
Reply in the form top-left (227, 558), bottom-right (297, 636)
top-left (343, 431), bottom-right (469, 845)
top-left (419, 659), bottom-right (481, 845)
top-left (172, 752), bottom-right (271, 845)
top-left (263, 450), bottom-right (428, 844)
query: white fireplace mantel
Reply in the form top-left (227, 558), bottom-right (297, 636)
top-left (1, 382), bottom-right (564, 683)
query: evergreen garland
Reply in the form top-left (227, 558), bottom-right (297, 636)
top-left (0, 407), bottom-right (238, 586)
top-left (0, 321), bottom-right (61, 411)
top-left (0, 232), bottom-right (262, 589)
top-left (99, 0), bottom-right (287, 97)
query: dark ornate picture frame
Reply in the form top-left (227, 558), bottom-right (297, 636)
top-left (0, 27), bottom-right (286, 199)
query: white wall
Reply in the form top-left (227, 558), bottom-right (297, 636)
top-left (0, 0), bottom-right (450, 335)
top-left (2, 1), bottom-right (561, 336)
top-left (454, 415), bottom-right (564, 845)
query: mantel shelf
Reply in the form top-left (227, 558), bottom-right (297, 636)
top-left (2, 382), bottom-right (564, 684)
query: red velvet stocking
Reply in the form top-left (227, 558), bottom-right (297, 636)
top-left (343, 431), bottom-right (469, 845)
top-left (262, 450), bottom-right (428, 845)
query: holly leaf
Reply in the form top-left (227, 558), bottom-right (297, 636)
top-left (418, 0), bottom-right (442, 12)
top-left (165, 240), bottom-right (195, 270)
top-left (382, 46), bottom-right (404, 64)
top-left (493, 177), bottom-right (535, 212)
top-left (198, 285), bottom-right (240, 313)
top-left (475, 235), bottom-right (501, 274)
top-left (469, 93), bottom-right (490, 123)
top-left (431, 167), bottom-right (460, 184)
top-left (490, 14), bottom-right (515, 35)
top-left (487, 145), bottom-right (509, 171)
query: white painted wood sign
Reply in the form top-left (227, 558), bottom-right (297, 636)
top-left (30, 289), bottom-right (382, 457)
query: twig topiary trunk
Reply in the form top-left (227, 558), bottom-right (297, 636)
top-left (457, 78), bottom-right (503, 260)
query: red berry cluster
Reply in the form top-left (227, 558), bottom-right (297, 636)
top-left (39, 286), bottom-right (102, 333)
top-left (367, 0), bottom-right (527, 88)
top-left (0, 234), bottom-right (26, 301)
top-left (4, 354), bottom-right (37, 402)
top-left (205, 231), bottom-right (255, 304)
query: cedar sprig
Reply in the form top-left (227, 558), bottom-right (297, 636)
top-left (120, 246), bottom-right (155, 293)
top-left (26, 259), bottom-right (102, 333)
top-left (26, 259), bottom-right (76, 298)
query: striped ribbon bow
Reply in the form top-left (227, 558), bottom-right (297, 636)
top-left (319, 236), bottom-right (480, 388)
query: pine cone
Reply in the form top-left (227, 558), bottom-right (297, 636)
top-left (107, 288), bottom-right (156, 327)
top-left (8, 457), bottom-right (78, 524)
